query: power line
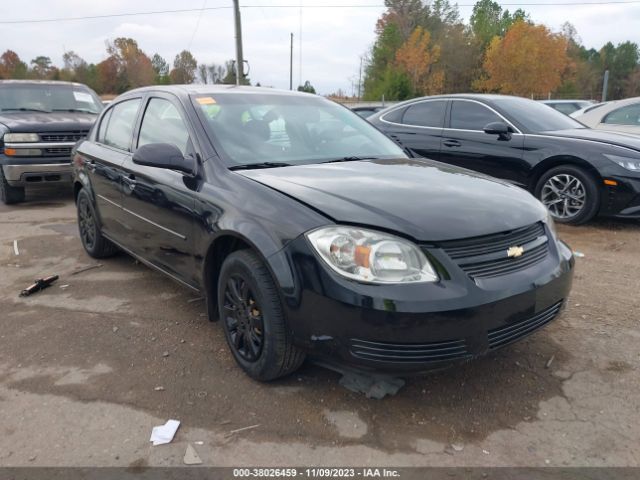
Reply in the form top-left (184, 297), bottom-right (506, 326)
top-left (1, 1), bottom-right (640, 25)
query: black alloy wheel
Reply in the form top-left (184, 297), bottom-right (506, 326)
top-left (76, 188), bottom-right (119, 258)
top-left (217, 250), bottom-right (305, 381)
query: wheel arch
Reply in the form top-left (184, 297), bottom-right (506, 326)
top-left (201, 231), bottom-right (294, 323)
top-left (529, 155), bottom-right (602, 191)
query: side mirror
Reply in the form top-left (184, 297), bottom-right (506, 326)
top-left (133, 143), bottom-right (195, 175)
top-left (483, 121), bottom-right (510, 136)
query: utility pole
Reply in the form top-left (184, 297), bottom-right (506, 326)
top-left (233, 0), bottom-right (244, 86)
top-left (289, 33), bottom-right (294, 90)
top-left (602, 70), bottom-right (610, 102)
top-left (357, 56), bottom-right (363, 101)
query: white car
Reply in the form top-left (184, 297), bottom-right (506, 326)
top-left (572, 97), bottom-right (640, 136)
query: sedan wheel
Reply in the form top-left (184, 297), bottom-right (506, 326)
top-left (535, 165), bottom-right (599, 225)
top-left (541, 174), bottom-right (586, 219)
top-left (217, 250), bottom-right (305, 381)
top-left (76, 189), bottom-right (119, 258)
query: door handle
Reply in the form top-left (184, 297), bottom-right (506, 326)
top-left (443, 140), bottom-right (461, 147)
top-left (124, 174), bottom-right (137, 191)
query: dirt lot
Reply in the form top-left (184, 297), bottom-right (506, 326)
top-left (1, 186), bottom-right (639, 468)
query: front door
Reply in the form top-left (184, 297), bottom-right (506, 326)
top-left (120, 95), bottom-right (198, 287)
top-left (439, 100), bottom-right (527, 186)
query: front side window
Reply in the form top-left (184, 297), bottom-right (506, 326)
top-left (603, 103), bottom-right (640, 126)
top-left (402, 101), bottom-right (446, 128)
top-left (193, 93), bottom-right (405, 167)
top-left (138, 98), bottom-right (191, 154)
top-left (102, 99), bottom-right (141, 151)
top-left (450, 101), bottom-right (502, 130)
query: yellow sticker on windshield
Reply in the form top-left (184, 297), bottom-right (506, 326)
top-left (197, 96), bottom-right (216, 105)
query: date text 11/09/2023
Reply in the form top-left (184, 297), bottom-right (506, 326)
top-left (233, 468), bottom-right (401, 478)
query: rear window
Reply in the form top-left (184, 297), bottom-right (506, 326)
top-left (402, 101), bottom-right (446, 128)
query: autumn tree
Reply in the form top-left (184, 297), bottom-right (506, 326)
top-left (477, 21), bottom-right (569, 97)
top-left (395, 26), bottom-right (443, 96)
top-left (170, 50), bottom-right (198, 84)
top-left (0, 50), bottom-right (28, 79)
top-left (104, 38), bottom-right (155, 92)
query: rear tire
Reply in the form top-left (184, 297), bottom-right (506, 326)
top-left (217, 249), bottom-right (305, 381)
top-left (0, 167), bottom-right (26, 205)
top-left (76, 188), bottom-right (119, 258)
top-left (534, 165), bottom-right (599, 225)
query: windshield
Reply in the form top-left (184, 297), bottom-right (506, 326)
top-left (494, 97), bottom-right (586, 132)
top-left (192, 93), bottom-right (405, 167)
top-left (0, 83), bottom-right (103, 114)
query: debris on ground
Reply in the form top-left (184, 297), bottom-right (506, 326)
top-left (545, 355), bottom-right (555, 369)
top-left (573, 251), bottom-right (585, 258)
top-left (314, 360), bottom-right (406, 399)
top-left (112, 326), bottom-right (119, 333)
top-left (70, 263), bottom-right (103, 276)
top-left (187, 297), bottom-right (204, 303)
top-left (451, 443), bottom-right (464, 452)
top-left (154, 386), bottom-right (165, 391)
top-left (59, 284), bottom-right (69, 289)
top-left (183, 444), bottom-right (203, 465)
top-left (194, 441), bottom-right (204, 445)
top-left (150, 419), bottom-right (180, 446)
top-left (162, 351), bottom-right (170, 357)
top-left (19, 275), bottom-right (59, 297)
top-left (13, 240), bottom-right (19, 256)
top-left (226, 424), bottom-right (260, 437)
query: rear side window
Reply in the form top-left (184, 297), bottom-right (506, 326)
top-left (552, 103), bottom-right (579, 115)
top-left (97, 108), bottom-right (112, 143)
top-left (402, 101), bottom-right (446, 128)
top-left (102, 99), bottom-right (141, 151)
top-left (381, 107), bottom-right (405, 123)
top-left (603, 103), bottom-right (640, 126)
top-left (450, 101), bottom-right (501, 130)
top-left (138, 98), bottom-right (191, 154)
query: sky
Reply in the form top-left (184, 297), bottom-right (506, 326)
top-left (0, 0), bottom-right (639, 95)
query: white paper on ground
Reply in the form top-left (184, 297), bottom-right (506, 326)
top-left (150, 419), bottom-right (180, 446)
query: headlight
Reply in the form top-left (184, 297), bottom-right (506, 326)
top-left (604, 153), bottom-right (640, 171)
top-left (306, 226), bottom-right (438, 284)
top-left (4, 133), bottom-right (40, 143)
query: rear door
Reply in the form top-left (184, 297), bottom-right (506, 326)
top-left (378, 99), bottom-right (447, 160)
top-left (79, 98), bottom-right (142, 243)
top-left (439, 99), bottom-right (527, 185)
top-left (120, 94), bottom-right (199, 286)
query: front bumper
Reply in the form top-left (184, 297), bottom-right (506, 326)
top-left (597, 170), bottom-right (640, 219)
top-left (0, 155), bottom-right (72, 187)
top-left (276, 231), bottom-right (574, 374)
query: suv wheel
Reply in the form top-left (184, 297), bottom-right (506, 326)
top-left (217, 249), bottom-right (305, 381)
top-left (0, 167), bottom-right (26, 205)
top-left (535, 165), bottom-right (599, 225)
top-left (77, 188), bottom-right (119, 258)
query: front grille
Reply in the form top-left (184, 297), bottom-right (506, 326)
top-left (488, 300), bottom-right (563, 349)
top-left (349, 338), bottom-right (470, 364)
top-left (43, 146), bottom-right (72, 156)
top-left (439, 222), bottom-right (549, 279)
top-left (39, 131), bottom-right (88, 142)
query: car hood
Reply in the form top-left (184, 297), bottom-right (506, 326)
top-left (542, 128), bottom-right (640, 151)
top-left (0, 112), bottom-right (97, 132)
top-left (238, 158), bottom-right (547, 241)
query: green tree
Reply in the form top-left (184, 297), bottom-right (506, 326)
top-left (470, 0), bottom-right (529, 48)
top-left (170, 50), bottom-right (198, 84)
top-left (30, 56), bottom-right (55, 79)
top-left (297, 80), bottom-right (316, 94)
top-left (151, 53), bottom-right (170, 84)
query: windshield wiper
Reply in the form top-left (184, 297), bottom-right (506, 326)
top-left (52, 108), bottom-right (98, 114)
top-left (229, 161), bottom-right (294, 171)
top-left (321, 156), bottom-right (381, 164)
top-left (1, 107), bottom-right (51, 113)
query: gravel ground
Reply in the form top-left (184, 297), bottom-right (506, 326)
top-left (0, 186), bottom-right (639, 467)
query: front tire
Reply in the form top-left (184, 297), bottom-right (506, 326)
top-left (76, 188), bottom-right (118, 258)
top-left (217, 249), bottom-right (305, 381)
top-left (0, 167), bottom-right (25, 205)
top-left (535, 165), bottom-right (599, 225)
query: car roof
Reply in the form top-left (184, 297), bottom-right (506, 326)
top-left (541, 99), bottom-right (592, 104)
top-left (0, 79), bottom-right (88, 87)
top-left (123, 84), bottom-right (315, 99)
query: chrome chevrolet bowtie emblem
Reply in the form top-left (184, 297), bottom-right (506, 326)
top-left (507, 246), bottom-right (525, 258)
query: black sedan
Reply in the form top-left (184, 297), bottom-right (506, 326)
top-left (369, 94), bottom-right (640, 224)
top-left (72, 86), bottom-right (573, 381)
